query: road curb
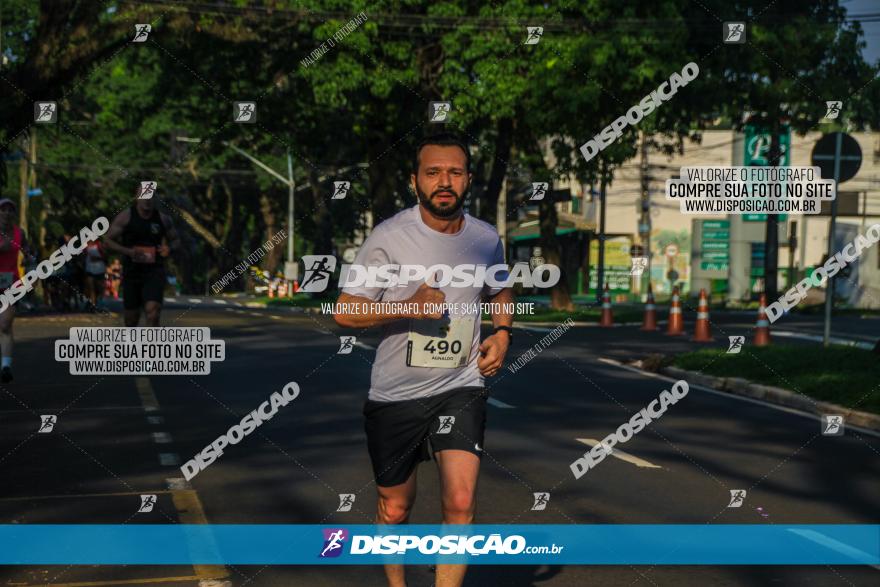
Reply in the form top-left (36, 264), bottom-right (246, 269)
top-left (660, 366), bottom-right (880, 432)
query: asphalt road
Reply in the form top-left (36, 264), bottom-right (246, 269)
top-left (0, 299), bottom-right (878, 586)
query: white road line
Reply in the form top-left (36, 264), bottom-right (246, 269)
top-left (213, 299), bottom-right (228, 305)
top-left (136, 377), bottom-right (159, 412)
top-left (159, 453), bottom-right (180, 466)
top-left (487, 397), bottom-right (515, 409)
top-left (576, 438), bottom-right (662, 469)
top-left (166, 477), bottom-right (191, 491)
top-left (597, 357), bottom-right (880, 439)
top-left (248, 312), bottom-right (263, 318)
top-left (518, 326), bottom-right (554, 333)
top-left (146, 416), bottom-right (164, 425)
top-left (773, 329), bottom-right (874, 350)
top-left (269, 315), bottom-right (282, 320)
top-left (188, 298), bottom-right (202, 304)
top-left (787, 529), bottom-right (880, 570)
top-left (152, 432), bottom-right (172, 444)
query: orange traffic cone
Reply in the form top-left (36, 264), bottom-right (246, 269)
top-left (641, 285), bottom-right (658, 331)
top-left (666, 286), bottom-right (685, 336)
top-left (692, 288), bottom-right (713, 342)
top-left (754, 293), bottom-right (771, 346)
top-left (599, 284), bottom-right (614, 327)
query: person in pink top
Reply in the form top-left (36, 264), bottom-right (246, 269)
top-left (0, 198), bottom-right (34, 383)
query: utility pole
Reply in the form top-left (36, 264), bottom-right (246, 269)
top-left (596, 159), bottom-right (607, 302)
top-left (497, 176), bottom-right (507, 254)
top-left (763, 111), bottom-right (784, 302)
top-left (286, 149), bottom-right (296, 283)
top-left (638, 131), bottom-right (652, 296)
top-left (822, 133), bottom-right (843, 347)
top-left (18, 132), bottom-right (30, 231)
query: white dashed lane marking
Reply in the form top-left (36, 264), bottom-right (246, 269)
top-left (159, 453), bottom-right (180, 466)
top-left (152, 432), bottom-right (172, 444)
top-left (487, 397), bottom-right (515, 409)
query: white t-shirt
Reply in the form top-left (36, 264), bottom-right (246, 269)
top-left (342, 205), bottom-right (507, 402)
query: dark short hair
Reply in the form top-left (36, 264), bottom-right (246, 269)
top-left (413, 132), bottom-right (471, 173)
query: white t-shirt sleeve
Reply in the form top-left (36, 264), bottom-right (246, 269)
top-left (340, 229), bottom-right (391, 302)
top-left (483, 238), bottom-right (509, 297)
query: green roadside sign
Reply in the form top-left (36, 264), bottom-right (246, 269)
top-left (744, 213), bottom-right (788, 222)
top-left (703, 251), bottom-right (729, 260)
top-left (743, 125), bottom-right (790, 222)
top-left (701, 262), bottom-right (728, 271)
top-left (703, 220), bottom-right (730, 230)
top-left (699, 218), bottom-right (730, 272)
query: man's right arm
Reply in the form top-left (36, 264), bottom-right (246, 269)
top-left (103, 210), bottom-right (134, 258)
top-left (333, 283), bottom-right (445, 328)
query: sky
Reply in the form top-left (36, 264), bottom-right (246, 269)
top-left (846, 0), bottom-right (880, 64)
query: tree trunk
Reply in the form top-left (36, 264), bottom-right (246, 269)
top-left (259, 191), bottom-right (280, 279)
top-left (540, 196), bottom-right (574, 311)
top-left (482, 117), bottom-right (514, 223)
top-left (309, 168), bottom-right (334, 255)
top-left (764, 114), bottom-right (782, 301)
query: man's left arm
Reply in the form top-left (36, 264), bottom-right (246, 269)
top-left (477, 287), bottom-right (514, 376)
top-left (159, 213), bottom-right (182, 257)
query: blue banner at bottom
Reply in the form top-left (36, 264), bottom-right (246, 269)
top-left (1, 525), bottom-right (878, 565)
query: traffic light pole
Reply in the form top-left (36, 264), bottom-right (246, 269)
top-left (822, 133), bottom-right (842, 347)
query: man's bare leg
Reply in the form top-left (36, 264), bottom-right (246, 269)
top-left (0, 305), bottom-right (15, 379)
top-left (376, 468), bottom-right (417, 587)
top-left (144, 301), bottom-right (162, 326)
top-left (434, 449), bottom-right (480, 587)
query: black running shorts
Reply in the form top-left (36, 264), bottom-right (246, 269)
top-left (122, 267), bottom-right (166, 310)
top-left (363, 386), bottom-right (487, 487)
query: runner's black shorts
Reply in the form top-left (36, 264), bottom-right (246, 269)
top-left (122, 267), bottom-right (166, 310)
top-left (363, 386), bottom-right (487, 487)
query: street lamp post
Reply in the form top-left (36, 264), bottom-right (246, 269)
top-left (177, 137), bottom-right (297, 290)
top-left (175, 137), bottom-right (370, 293)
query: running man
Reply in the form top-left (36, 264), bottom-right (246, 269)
top-left (104, 189), bottom-right (181, 326)
top-left (0, 198), bottom-right (35, 383)
top-left (334, 133), bottom-right (514, 587)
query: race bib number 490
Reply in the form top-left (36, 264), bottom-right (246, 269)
top-left (406, 317), bottom-right (474, 369)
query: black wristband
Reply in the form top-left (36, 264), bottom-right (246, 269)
top-left (493, 326), bottom-right (513, 340)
